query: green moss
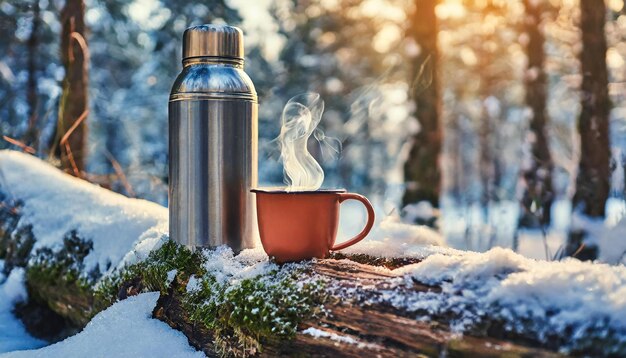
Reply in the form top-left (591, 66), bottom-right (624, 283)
top-left (28, 231), bottom-right (98, 283)
top-left (25, 232), bottom-right (98, 325)
top-left (95, 240), bottom-right (327, 355)
top-left (184, 262), bottom-right (326, 355)
top-left (95, 239), bottom-right (203, 306)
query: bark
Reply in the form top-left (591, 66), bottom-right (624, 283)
top-left (573, 0), bottom-right (611, 218)
top-left (403, 0), bottom-right (442, 208)
top-left (55, 0), bottom-right (89, 175)
top-left (519, 0), bottom-right (554, 227)
top-left (24, 0), bottom-right (41, 148)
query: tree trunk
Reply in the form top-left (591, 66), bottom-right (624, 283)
top-left (402, 0), bottom-right (442, 208)
top-left (573, 0), bottom-right (610, 218)
top-left (519, 0), bottom-right (554, 227)
top-left (24, 0), bottom-right (41, 149)
top-left (55, 0), bottom-right (89, 176)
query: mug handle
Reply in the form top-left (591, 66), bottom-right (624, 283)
top-left (331, 193), bottom-right (375, 251)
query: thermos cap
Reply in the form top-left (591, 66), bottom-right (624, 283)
top-left (183, 24), bottom-right (244, 60)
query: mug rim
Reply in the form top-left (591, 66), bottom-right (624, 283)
top-left (251, 188), bottom-right (346, 194)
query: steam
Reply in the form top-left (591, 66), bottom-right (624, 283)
top-left (278, 93), bottom-right (341, 191)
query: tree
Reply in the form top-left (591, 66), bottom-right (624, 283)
top-left (518, 0), bottom-right (554, 227)
top-left (23, 0), bottom-right (41, 148)
top-left (0, 1), bottom-right (61, 153)
top-left (83, 0), bottom-right (242, 201)
top-left (53, 0), bottom-right (89, 176)
top-left (403, 0), bottom-right (442, 208)
top-left (573, 0), bottom-right (610, 218)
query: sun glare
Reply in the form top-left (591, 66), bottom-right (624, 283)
top-left (436, 0), bottom-right (466, 20)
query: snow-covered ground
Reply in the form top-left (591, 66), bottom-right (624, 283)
top-left (1, 293), bottom-right (204, 358)
top-left (0, 263), bottom-right (45, 354)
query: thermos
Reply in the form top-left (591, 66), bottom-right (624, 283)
top-left (169, 24), bottom-right (258, 251)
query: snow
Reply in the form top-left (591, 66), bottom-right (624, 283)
top-left (301, 327), bottom-right (377, 349)
top-left (166, 269), bottom-right (177, 285)
top-left (302, 327), bottom-right (359, 345)
top-left (0, 150), bottom-right (169, 276)
top-left (0, 266), bottom-right (46, 354)
top-left (338, 205), bottom-right (447, 258)
top-left (597, 218), bottom-right (626, 264)
top-left (200, 245), bottom-right (276, 286)
top-left (571, 209), bottom-right (626, 265)
top-left (392, 247), bottom-right (626, 351)
top-left (402, 201), bottom-right (436, 222)
top-left (440, 197), bottom-right (626, 263)
top-left (1, 292), bottom-right (204, 358)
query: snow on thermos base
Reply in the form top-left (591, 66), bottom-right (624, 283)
top-left (169, 25), bottom-right (258, 251)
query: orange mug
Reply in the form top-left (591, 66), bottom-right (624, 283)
top-left (252, 189), bottom-right (375, 263)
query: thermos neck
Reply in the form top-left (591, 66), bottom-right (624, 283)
top-left (182, 56), bottom-right (244, 69)
top-left (182, 24), bottom-right (244, 64)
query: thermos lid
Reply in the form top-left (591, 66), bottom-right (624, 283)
top-left (182, 24), bottom-right (244, 60)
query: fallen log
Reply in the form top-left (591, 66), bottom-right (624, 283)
top-left (151, 258), bottom-right (557, 357)
top-left (1, 151), bottom-right (618, 357)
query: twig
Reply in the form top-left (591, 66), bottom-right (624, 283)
top-left (2, 135), bottom-right (36, 154)
top-left (69, 31), bottom-right (90, 63)
top-left (552, 244), bottom-right (565, 261)
top-left (60, 109), bottom-right (88, 178)
top-left (541, 225), bottom-right (551, 261)
top-left (103, 150), bottom-right (135, 197)
top-left (571, 243), bottom-right (586, 258)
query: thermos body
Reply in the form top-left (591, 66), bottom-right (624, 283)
top-left (169, 25), bottom-right (258, 251)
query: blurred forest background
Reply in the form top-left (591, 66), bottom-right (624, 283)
top-left (1, 0), bottom-right (625, 259)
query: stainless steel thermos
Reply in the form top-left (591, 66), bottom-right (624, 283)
top-left (169, 24), bottom-right (258, 251)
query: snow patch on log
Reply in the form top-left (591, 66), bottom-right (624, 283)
top-left (301, 327), bottom-right (375, 348)
top-left (0, 150), bottom-right (168, 276)
top-left (395, 247), bottom-right (626, 352)
top-left (200, 245), bottom-right (277, 285)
